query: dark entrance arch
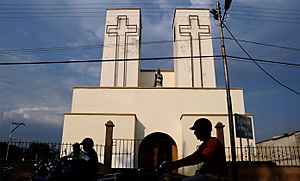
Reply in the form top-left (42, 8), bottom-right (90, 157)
top-left (138, 132), bottom-right (178, 169)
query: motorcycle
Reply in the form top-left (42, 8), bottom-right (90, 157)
top-left (31, 158), bottom-right (63, 181)
top-left (96, 161), bottom-right (186, 181)
top-left (31, 158), bottom-right (105, 181)
top-left (0, 166), bottom-right (14, 181)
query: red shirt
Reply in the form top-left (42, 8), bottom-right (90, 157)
top-left (197, 137), bottom-right (226, 176)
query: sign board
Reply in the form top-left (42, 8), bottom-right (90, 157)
top-left (234, 114), bottom-right (253, 139)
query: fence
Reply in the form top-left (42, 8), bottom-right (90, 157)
top-left (226, 146), bottom-right (300, 166)
top-left (111, 139), bottom-right (142, 168)
top-left (0, 140), bottom-right (105, 162)
top-left (1, 139), bottom-right (299, 168)
top-left (0, 139), bottom-right (141, 168)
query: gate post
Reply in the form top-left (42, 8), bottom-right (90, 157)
top-left (215, 122), bottom-right (225, 145)
top-left (104, 120), bottom-right (115, 171)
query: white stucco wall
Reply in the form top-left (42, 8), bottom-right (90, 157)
top-left (61, 87), bottom-right (255, 175)
top-left (173, 9), bottom-right (216, 88)
top-left (62, 114), bottom-right (137, 145)
top-left (65, 89), bottom-right (243, 146)
top-left (100, 9), bottom-right (141, 87)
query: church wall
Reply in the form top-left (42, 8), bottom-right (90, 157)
top-left (61, 113), bottom-right (137, 146)
top-left (66, 87), bottom-right (246, 157)
top-left (71, 87), bottom-right (245, 115)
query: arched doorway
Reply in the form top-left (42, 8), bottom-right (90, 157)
top-left (138, 132), bottom-right (178, 169)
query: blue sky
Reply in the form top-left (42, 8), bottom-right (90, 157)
top-left (0, 0), bottom-right (299, 143)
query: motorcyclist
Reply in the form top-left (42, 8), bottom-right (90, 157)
top-left (163, 118), bottom-right (227, 181)
top-left (57, 138), bottom-right (98, 181)
top-left (63, 142), bottom-right (84, 160)
top-left (74, 137), bottom-right (99, 181)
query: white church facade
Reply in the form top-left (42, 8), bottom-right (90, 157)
top-left (61, 8), bottom-right (255, 175)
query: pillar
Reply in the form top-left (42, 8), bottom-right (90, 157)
top-left (104, 120), bottom-right (115, 171)
top-left (215, 122), bottom-right (225, 145)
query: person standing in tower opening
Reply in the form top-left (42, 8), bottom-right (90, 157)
top-left (154, 68), bottom-right (163, 87)
top-left (163, 118), bottom-right (227, 181)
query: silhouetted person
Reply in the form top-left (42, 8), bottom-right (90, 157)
top-left (77, 137), bottom-right (99, 181)
top-left (164, 118), bottom-right (227, 181)
top-left (154, 68), bottom-right (163, 87)
top-left (64, 142), bottom-right (84, 160)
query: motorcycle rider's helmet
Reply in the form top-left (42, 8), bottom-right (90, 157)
top-left (80, 137), bottom-right (94, 148)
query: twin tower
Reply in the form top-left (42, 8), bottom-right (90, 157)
top-left (100, 8), bottom-right (216, 88)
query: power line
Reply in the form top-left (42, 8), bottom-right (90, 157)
top-left (229, 12), bottom-right (300, 21)
top-left (0, 37), bottom-right (219, 55)
top-left (22, 126), bottom-right (48, 143)
top-left (0, 55), bottom-right (220, 65)
top-left (224, 38), bottom-right (300, 51)
top-left (223, 24), bottom-right (300, 96)
top-left (1, 10), bottom-right (299, 19)
top-left (1, 2), bottom-right (300, 11)
top-left (0, 7), bottom-right (299, 23)
top-left (229, 16), bottom-right (300, 24)
top-left (0, 2), bottom-right (213, 6)
top-left (227, 55), bottom-right (300, 67)
top-left (1, 36), bottom-right (299, 56)
top-left (1, 15), bottom-right (299, 25)
top-left (1, 6), bottom-right (300, 17)
top-left (230, 5), bottom-right (300, 12)
top-left (0, 55), bottom-right (299, 68)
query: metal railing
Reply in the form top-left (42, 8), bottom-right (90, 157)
top-left (226, 146), bottom-right (300, 166)
top-left (112, 138), bottom-right (142, 168)
top-left (1, 139), bottom-right (299, 167)
top-left (0, 140), bottom-right (105, 162)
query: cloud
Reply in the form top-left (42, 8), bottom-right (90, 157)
top-left (66, 59), bottom-right (100, 78)
top-left (190, 0), bottom-right (213, 4)
top-left (3, 106), bottom-right (65, 125)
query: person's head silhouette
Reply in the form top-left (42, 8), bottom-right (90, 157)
top-left (190, 118), bottom-right (212, 141)
top-left (72, 142), bottom-right (80, 153)
top-left (80, 137), bottom-right (94, 152)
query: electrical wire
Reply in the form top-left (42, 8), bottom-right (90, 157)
top-left (0, 2), bottom-right (213, 6)
top-left (224, 38), bottom-right (300, 51)
top-left (0, 37), bottom-right (219, 55)
top-left (0, 2), bottom-right (300, 12)
top-left (22, 126), bottom-right (48, 143)
top-left (0, 55), bottom-right (299, 68)
top-left (1, 36), bottom-right (299, 56)
top-left (227, 55), bottom-right (300, 68)
top-left (0, 55), bottom-right (220, 65)
top-left (223, 24), bottom-right (300, 96)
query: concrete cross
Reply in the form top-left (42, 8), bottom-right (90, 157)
top-left (179, 15), bottom-right (210, 87)
top-left (106, 15), bottom-right (138, 87)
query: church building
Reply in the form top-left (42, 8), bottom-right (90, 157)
top-left (61, 8), bottom-right (255, 175)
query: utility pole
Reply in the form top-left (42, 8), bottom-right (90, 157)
top-left (5, 122), bottom-right (25, 160)
top-left (211, 1), bottom-right (238, 181)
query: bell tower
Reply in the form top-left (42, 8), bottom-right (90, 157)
top-left (100, 9), bottom-right (141, 87)
top-left (173, 9), bottom-right (216, 88)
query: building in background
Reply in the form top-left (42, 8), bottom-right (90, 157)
top-left (256, 131), bottom-right (300, 165)
top-left (61, 8), bottom-right (255, 175)
top-left (257, 131), bottom-right (300, 147)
